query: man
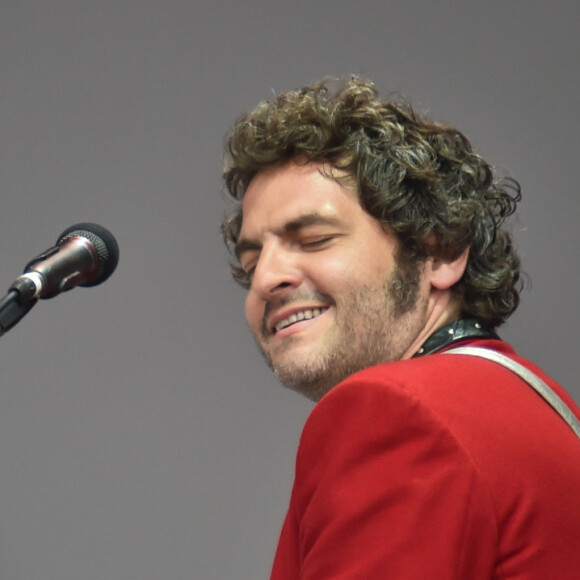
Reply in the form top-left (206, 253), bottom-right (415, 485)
top-left (221, 77), bottom-right (580, 579)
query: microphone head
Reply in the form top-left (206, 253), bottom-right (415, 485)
top-left (57, 223), bottom-right (120, 287)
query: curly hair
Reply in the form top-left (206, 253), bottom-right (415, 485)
top-left (222, 77), bottom-right (522, 327)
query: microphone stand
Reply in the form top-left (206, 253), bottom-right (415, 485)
top-left (0, 287), bottom-right (37, 336)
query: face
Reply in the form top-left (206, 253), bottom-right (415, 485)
top-left (237, 161), bottom-right (430, 401)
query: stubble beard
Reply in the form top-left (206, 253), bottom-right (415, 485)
top-left (252, 262), bottom-right (425, 402)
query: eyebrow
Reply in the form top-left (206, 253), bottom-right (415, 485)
top-left (235, 212), bottom-right (342, 260)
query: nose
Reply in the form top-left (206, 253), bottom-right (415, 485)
top-left (250, 243), bottom-right (301, 299)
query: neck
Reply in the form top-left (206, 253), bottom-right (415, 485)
top-left (400, 288), bottom-right (462, 360)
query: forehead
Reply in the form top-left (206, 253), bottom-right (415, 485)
top-left (239, 162), bottom-right (360, 237)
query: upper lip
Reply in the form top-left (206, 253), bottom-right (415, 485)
top-left (267, 305), bottom-right (329, 334)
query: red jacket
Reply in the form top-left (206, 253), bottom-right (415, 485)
top-left (270, 339), bottom-right (580, 579)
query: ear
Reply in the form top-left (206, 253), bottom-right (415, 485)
top-left (427, 247), bottom-right (469, 290)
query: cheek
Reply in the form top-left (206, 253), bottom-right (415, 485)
top-left (244, 293), bottom-right (262, 329)
top-left (310, 252), bottom-right (358, 285)
top-left (316, 250), bottom-right (390, 291)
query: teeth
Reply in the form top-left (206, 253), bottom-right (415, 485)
top-left (275, 308), bottom-right (327, 333)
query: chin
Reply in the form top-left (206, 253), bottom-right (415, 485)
top-left (277, 374), bottom-right (333, 402)
top-left (272, 359), bottom-right (342, 402)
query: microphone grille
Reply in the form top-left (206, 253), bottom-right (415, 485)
top-left (57, 223), bottom-right (120, 286)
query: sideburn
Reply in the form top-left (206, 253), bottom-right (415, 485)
top-left (388, 248), bottom-right (422, 318)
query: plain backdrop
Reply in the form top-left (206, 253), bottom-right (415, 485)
top-left (0, 1), bottom-right (578, 578)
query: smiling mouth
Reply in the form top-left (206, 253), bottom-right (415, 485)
top-left (274, 307), bottom-right (329, 333)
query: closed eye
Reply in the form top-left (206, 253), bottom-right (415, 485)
top-left (237, 246), bottom-right (260, 280)
top-left (300, 235), bottom-right (337, 249)
top-left (241, 260), bottom-right (257, 279)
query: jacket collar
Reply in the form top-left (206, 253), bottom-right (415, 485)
top-left (414, 318), bottom-right (500, 357)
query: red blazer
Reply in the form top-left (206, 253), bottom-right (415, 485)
top-left (270, 339), bottom-right (580, 579)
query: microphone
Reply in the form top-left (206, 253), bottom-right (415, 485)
top-left (11, 223), bottom-right (119, 300)
top-left (0, 223), bottom-right (119, 335)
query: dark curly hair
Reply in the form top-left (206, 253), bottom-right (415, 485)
top-left (222, 77), bottom-right (522, 327)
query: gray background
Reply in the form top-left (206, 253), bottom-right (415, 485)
top-left (0, 1), bottom-right (578, 578)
